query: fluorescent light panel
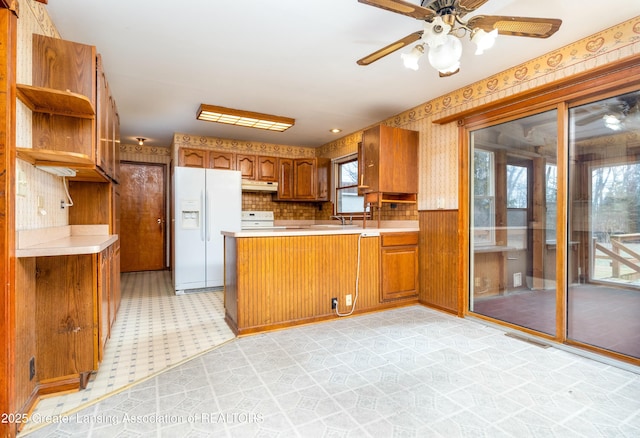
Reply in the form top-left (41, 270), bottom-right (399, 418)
top-left (197, 104), bottom-right (294, 132)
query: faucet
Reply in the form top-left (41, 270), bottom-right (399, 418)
top-left (331, 215), bottom-right (346, 225)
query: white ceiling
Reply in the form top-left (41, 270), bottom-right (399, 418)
top-left (44, 0), bottom-right (640, 148)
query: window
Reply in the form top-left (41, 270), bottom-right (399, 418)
top-left (472, 149), bottom-right (495, 245)
top-left (334, 154), bottom-right (368, 215)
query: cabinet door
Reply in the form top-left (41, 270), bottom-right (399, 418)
top-left (380, 233), bottom-right (419, 301)
top-left (98, 248), bottom-right (110, 362)
top-left (277, 158), bottom-right (294, 200)
top-left (294, 159), bottom-right (316, 199)
top-left (32, 35), bottom-right (96, 157)
top-left (179, 148), bottom-right (207, 168)
top-left (112, 104), bottom-right (121, 182)
top-left (35, 255), bottom-right (97, 378)
top-left (236, 154), bottom-right (256, 179)
top-left (208, 151), bottom-right (235, 170)
top-left (316, 158), bottom-right (330, 201)
top-left (96, 55), bottom-right (110, 175)
top-left (361, 125), bottom-right (382, 193)
top-left (112, 243), bottom-right (121, 319)
top-left (257, 156), bottom-right (278, 182)
top-left (382, 127), bottom-right (418, 194)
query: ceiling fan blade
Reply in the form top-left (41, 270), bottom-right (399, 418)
top-left (466, 15), bottom-right (562, 38)
top-left (456, 0), bottom-right (490, 16)
top-left (357, 31), bottom-right (423, 66)
top-left (357, 0), bottom-right (436, 20)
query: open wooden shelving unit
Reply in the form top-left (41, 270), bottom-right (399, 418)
top-left (16, 84), bottom-right (108, 182)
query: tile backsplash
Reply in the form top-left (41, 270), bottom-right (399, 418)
top-left (241, 192), bottom-right (328, 221)
top-left (241, 192), bottom-right (417, 221)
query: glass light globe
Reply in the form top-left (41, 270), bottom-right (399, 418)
top-left (401, 44), bottom-right (424, 71)
top-left (472, 28), bottom-right (498, 55)
top-left (428, 34), bottom-right (462, 74)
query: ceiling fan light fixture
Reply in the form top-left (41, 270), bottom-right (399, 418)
top-left (428, 34), bottom-right (462, 74)
top-left (603, 114), bottom-right (624, 131)
top-left (401, 44), bottom-right (425, 70)
top-left (422, 16), bottom-right (451, 48)
top-left (471, 28), bottom-right (498, 55)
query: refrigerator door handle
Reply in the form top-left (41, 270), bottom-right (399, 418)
top-left (200, 189), bottom-right (205, 241)
top-left (206, 189), bottom-right (212, 241)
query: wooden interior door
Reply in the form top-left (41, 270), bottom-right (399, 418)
top-left (120, 162), bottom-right (166, 272)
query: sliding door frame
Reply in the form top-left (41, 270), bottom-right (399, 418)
top-left (457, 60), bottom-right (640, 365)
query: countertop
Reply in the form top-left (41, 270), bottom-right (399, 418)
top-left (16, 225), bottom-right (118, 258)
top-left (222, 225), bottom-right (419, 238)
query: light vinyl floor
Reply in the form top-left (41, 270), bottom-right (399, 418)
top-left (20, 271), bottom-right (640, 437)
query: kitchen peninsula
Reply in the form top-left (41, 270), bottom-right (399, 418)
top-left (223, 225), bottom-right (419, 335)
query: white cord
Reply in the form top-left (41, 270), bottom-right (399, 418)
top-left (335, 233), bottom-right (363, 317)
top-left (62, 176), bottom-right (74, 207)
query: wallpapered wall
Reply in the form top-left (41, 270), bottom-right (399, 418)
top-left (317, 17), bottom-right (640, 211)
top-left (169, 133), bottom-right (418, 221)
top-left (15, 0), bottom-right (66, 230)
top-left (16, 0), bottom-right (640, 228)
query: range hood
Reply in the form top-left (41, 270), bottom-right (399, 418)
top-left (241, 180), bottom-right (278, 192)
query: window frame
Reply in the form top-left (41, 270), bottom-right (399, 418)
top-left (332, 153), bottom-right (368, 216)
top-left (472, 148), bottom-right (496, 246)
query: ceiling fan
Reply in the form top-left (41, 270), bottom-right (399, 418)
top-left (575, 93), bottom-right (640, 131)
top-left (357, 0), bottom-right (562, 77)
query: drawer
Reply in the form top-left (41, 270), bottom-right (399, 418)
top-left (381, 232), bottom-right (418, 247)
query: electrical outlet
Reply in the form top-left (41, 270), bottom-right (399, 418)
top-left (331, 297), bottom-right (337, 310)
top-left (29, 357), bottom-right (35, 381)
top-left (345, 294), bottom-right (352, 306)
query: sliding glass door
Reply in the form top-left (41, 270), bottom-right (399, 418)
top-left (468, 88), bottom-right (640, 361)
top-left (568, 90), bottom-right (640, 358)
top-left (470, 110), bottom-right (558, 335)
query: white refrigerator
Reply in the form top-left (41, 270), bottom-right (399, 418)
top-left (173, 167), bottom-right (241, 294)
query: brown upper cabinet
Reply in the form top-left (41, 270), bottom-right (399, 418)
top-left (361, 124), bottom-right (418, 195)
top-left (277, 158), bottom-right (294, 199)
top-left (277, 157), bottom-right (329, 201)
top-left (236, 154), bottom-right (256, 179)
top-left (178, 147), bottom-right (208, 168)
top-left (177, 148), bottom-right (278, 182)
top-left (17, 34), bottom-right (120, 183)
top-left (178, 148), bottom-right (235, 170)
top-left (209, 151), bottom-right (234, 170)
top-left (236, 154), bottom-right (279, 181)
top-left (257, 156), bottom-right (278, 182)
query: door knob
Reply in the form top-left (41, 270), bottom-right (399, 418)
top-left (157, 218), bottom-right (162, 224)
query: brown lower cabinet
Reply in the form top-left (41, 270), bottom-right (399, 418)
top-left (224, 232), bottom-right (419, 335)
top-left (380, 232), bottom-right (419, 301)
top-left (16, 243), bottom-right (119, 401)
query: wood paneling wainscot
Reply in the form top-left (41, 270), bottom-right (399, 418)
top-left (225, 233), bottom-right (419, 335)
top-left (419, 210), bottom-right (460, 315)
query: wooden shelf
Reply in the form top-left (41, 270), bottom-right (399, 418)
top-left (364, 192), bottom-right (417, 228)
top-left (17, 84), bottom-right (95, 119)
top-left (364, 192), bottom-right (417, 205)
top-left (17, 148), bottom-right (109, 183)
